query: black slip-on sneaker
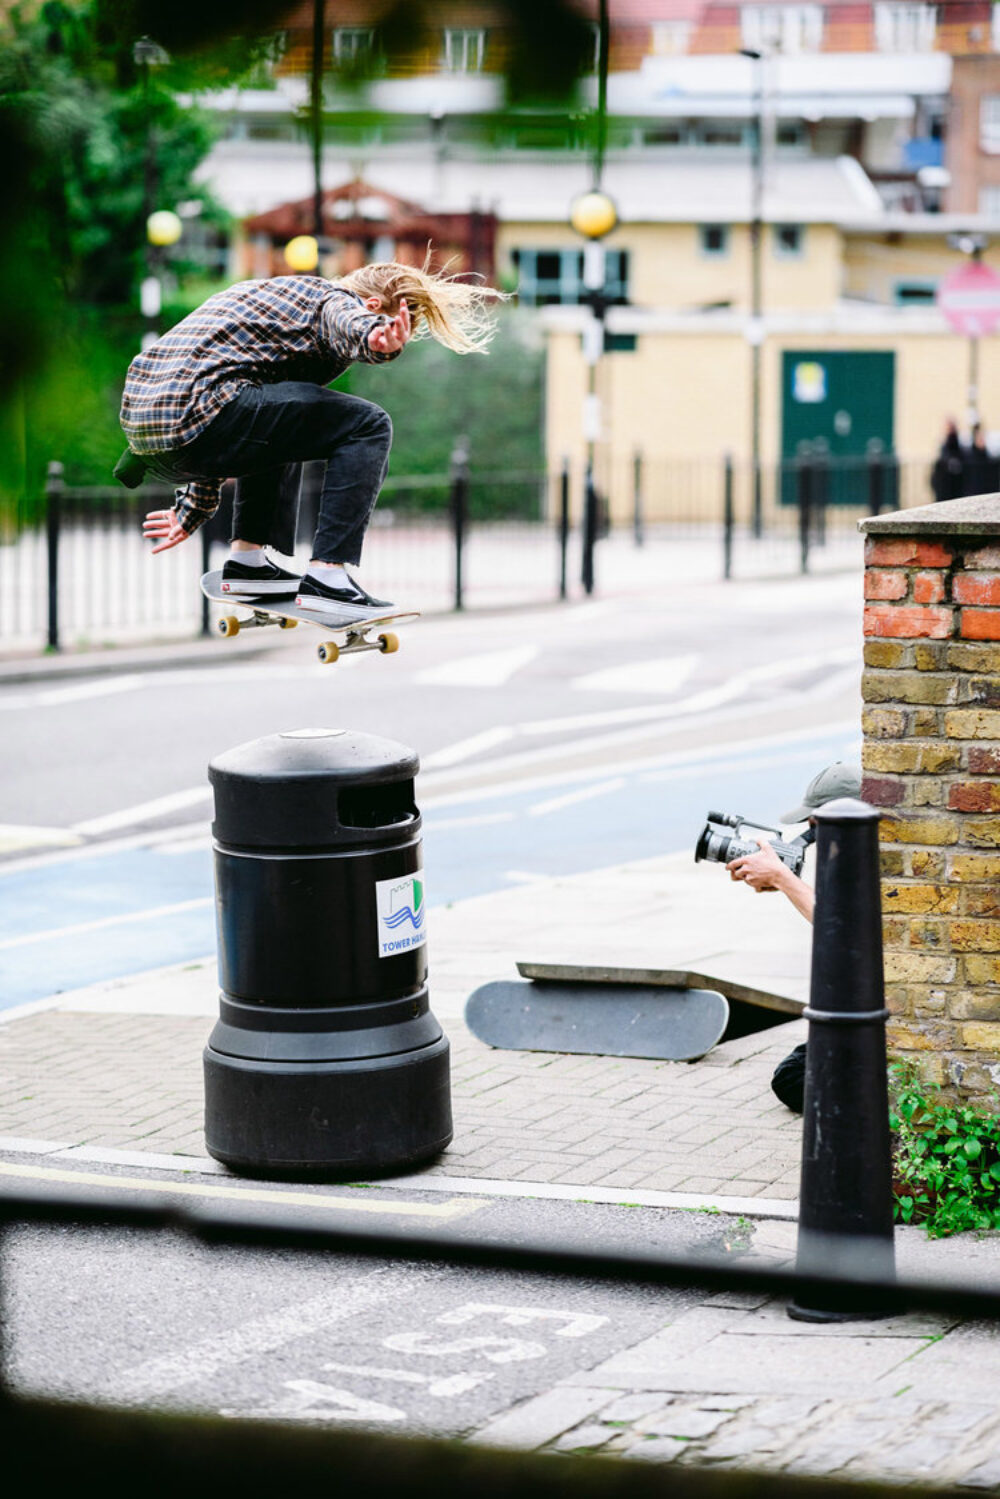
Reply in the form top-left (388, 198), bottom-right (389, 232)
top-left (295, 572), bottom-right (395, 621)
top-left (220, 559), bottom-right (302, 598)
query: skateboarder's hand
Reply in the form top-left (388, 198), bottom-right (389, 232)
top-left (143, 507), bottom-right (189, 554)
top-left (368, 298), bottom-right (411, 355)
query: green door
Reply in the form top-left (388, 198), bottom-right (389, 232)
top-left (780, 350), bottom-right (895, 505)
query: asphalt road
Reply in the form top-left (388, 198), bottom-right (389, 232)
top-left (0, 573), bottom-right (863, 1008)
top-left (4, 1171), bottom-right (747, 1432)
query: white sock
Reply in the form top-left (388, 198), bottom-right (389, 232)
top-left (307, 563), bottom-right (350, 586)
top-left (230, 547), bottom-right (266, 568)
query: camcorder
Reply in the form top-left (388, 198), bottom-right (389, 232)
top-left (694, 810), bottom-right (815, 878)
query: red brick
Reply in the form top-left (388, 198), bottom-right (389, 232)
top-left (865, 538), bottom-right (953, 568)
top-left (913, 572), bottom-right (946, 605)
top-left (970, 748), bottom-right (1000, 775)
top-left (962, 610), bottom-right (1000, 641)
top-left (864, 605), bottom-right (953, 639)
top-left (865, 569), bottom-right (908, 601)
top-left (862, 775), bottom-right (905, 807)
top-left (949, 782), bottom-right (1000, 812)
top-left (954, 573), bottom-right (1000, 606)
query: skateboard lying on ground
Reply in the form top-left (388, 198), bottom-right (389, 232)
top-left (200, 571), bottom-right (419, 666)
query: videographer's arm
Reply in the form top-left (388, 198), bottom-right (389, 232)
top-left (727, 839), bottom-right (815, 924)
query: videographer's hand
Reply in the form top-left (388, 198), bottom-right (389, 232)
top-left (727, 838), bottom-right (786, 893)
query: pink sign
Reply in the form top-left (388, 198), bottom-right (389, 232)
top-left (938, 260), bottom-right (1000, 338)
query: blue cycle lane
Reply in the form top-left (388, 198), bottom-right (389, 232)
top-left (0, 725), bottom-right (856, 1010)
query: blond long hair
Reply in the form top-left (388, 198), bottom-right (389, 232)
top-left (338, 254), bottom-right (506, 355)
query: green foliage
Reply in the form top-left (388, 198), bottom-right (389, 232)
top-left (336, 308), bottom-right (545, 516)
top-left (0, 1), bottom-right (224, 307)
top-left (890, 1061), bottom-right (1000, 1238)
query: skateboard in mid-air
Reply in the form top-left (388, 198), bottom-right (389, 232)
top-left (200, 571), bottom-right (419, 665)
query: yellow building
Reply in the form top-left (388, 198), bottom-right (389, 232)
top-left (494, 172), bottom-right (1000, 523)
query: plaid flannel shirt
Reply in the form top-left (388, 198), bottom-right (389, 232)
top-left (120, 276), bottom-right (399, 535)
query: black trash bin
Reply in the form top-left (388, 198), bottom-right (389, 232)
top-left (204, 727), bottom-right (452, 1177)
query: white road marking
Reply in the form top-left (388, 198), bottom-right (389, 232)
top-left (423, 811), bottom-right (514, 833)
top-left (529, 777), bottom-right (627, 818)
top-left (0, 824), bottom-right (82, 854)
top-left (416, 645), bottom-right (538, 688)
top-left (0, 896), bottom-right (213, 951)
top-left (383, 1331), bottom-right (547, 1364)
top-left (72, 786), bottom-right (211, 836)
top-left (228, 1380), bottom-right (406, 1424)
top-left (101, 1271), bottom-right (410, 1402)
top-left (571, 654), bottom-right (698, 697)
top-left (321, 1361), bottom-right (494, 1397)
top-left (421, 727), bottom-right (514, 769)
top-left (438, 1304), bottom-right (608, 1338)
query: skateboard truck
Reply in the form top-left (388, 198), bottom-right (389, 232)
top-left (216, 608), bottom-right (400, 663)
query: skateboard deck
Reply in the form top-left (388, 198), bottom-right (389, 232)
top-left (515, 962), bottom-right (803, 1044)
top-left (464, 978), bottom-right (730, 1062)
top-left (200, 571), bottom-right (419, 665)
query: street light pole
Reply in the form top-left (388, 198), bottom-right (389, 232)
top-left (311, 0), bottom-right (325, 247)
top-left (741, 47), bottom-right (765, 539)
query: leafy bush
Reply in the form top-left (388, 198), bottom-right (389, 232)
top-left (890, 1061), bottom-right (1000, 1238)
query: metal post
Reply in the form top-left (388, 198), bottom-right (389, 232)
top-left (867, 446), bottom-right (884, 517)
top-left (200, 524), bottom-right (212, 638)
top-left (582, 463), bottom-right (598, 596)
top-left (45, 460), bottom-right (64, 653)
top-left (797, 447), bottom-right (812, 575)
top-left (741, 47), bottom-right (765, 540)
top-left (558, 458), bottom-right (570, 601)
top-left (450, 436), bottom-right (469, 612)
top-left (790, 797), bottom-right (896, 1323)
top-left (632, 450), bottom-right (644, 548)
top-left (311, 0), bottom-right (325, 243)
top-left (723, 453), bottom-right (734, 581)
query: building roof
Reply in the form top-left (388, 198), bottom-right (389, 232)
top-left (203, 144), bottom-right (883, 223)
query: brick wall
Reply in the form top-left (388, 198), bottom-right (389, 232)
top-left (860, 500), bottom-right (1000, 1106)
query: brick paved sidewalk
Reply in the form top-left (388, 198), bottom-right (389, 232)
top-left (0, 853), bottom-right (809, 1210)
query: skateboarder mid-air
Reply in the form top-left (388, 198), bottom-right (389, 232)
top-left (119, 259), bottom-right (500, 621)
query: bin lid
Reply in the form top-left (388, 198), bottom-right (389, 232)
top-left (210, 728), bottom-right (420, 850)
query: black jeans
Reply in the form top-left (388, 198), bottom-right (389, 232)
top-left (147, 382), bottom-right (392, 564)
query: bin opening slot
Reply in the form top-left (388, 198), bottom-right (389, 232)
top-left (339, 782), bottom-right (417, 829)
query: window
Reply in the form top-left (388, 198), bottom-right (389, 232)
top-left (873, 4), bottom-right (938, 52)
top-left (740, 6), bottom-right (824, 53)
top-left (979, 185), bottom-right (1000, 215)
top-left (651, 21), bottom-right (692, 55)
top-left (442, 28), bottom-right (486, 72)
top-left (333, 27), bottom-right (374, 62)
top-left (697, 123), bottom-right (748, 148)
top-left (982, 95), bottom-right (1000, 153)
top-left (773, 223), bottom-right (805, 257)
top-left (699, 224), bottom-right (730, 257)
top-left (993, 3), bottom-right (1000, 53)
top-left (893, 281), bottom-right (937, 304)
top-left (642, 124), bottom-right (687, 147)
top-left (511, 248), bottom-right (630, 306)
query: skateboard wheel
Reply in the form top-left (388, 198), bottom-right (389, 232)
top-left (317, 641), bottom-right (340, 664)
top-left (278, 617), bottom-right (298, 630)
top-left (218, 616), bottom-right (241, 638)
top-left (378, 632), bottom-right (399, 655)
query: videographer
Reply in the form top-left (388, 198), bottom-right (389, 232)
top-left (725, 761), bottom-right (863, 923)
top-left (723, 761), bottom-right (862, 1113)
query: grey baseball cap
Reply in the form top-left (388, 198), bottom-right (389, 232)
top-left (782, 762), bottom-right (863, 823)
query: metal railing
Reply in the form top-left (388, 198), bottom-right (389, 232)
top-left (0, 449), bottom-right (938, 656)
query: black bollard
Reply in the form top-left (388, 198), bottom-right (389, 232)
top-left (203, 728), bottom-right (452, 1178)
top-left (788, 797), bottom-right (896, 1323)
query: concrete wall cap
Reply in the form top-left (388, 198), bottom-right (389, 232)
top-left (859, 495), bottom-right (1000, 536)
